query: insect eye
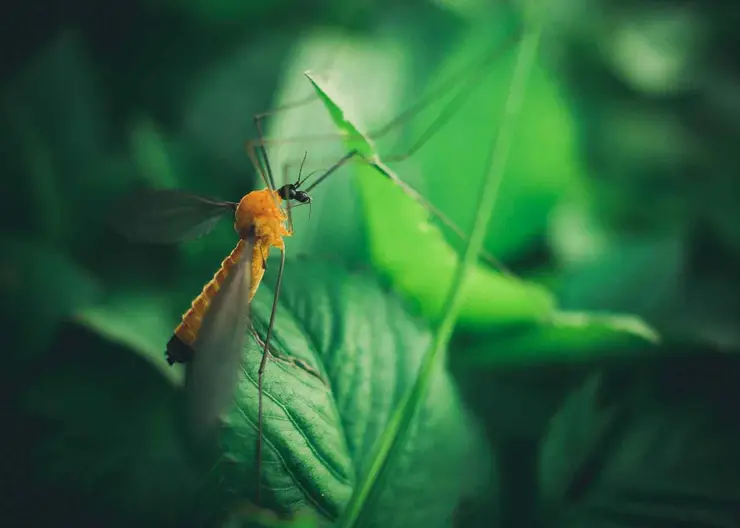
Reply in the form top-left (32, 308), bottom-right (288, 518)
top-left (277, 185), bottom-right (290, 199)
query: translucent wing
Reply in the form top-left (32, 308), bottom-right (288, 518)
top-left (184, 237), bottom-right (253, 443)
top-left (110, 189), bottom-right (237, 244)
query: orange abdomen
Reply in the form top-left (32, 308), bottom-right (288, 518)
top-left (174, 239), bottom-right (248, 346)
top-left (169, 188), bottom-right (289, 363)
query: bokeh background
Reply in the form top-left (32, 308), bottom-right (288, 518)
top-left (3, 0), bottom-right (740, 527)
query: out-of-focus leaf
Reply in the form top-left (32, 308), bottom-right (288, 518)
top-left (429, 0), bottom-right (497, 21)
top-left (1, 32), bottom-right (112, 246)
top-left (74, 290), bottom-right (182, 384)
top-left (460, 312), bottom-right (659, 367)
top-left (552, 198), bottom-right (740, 349)
top-left (451, 361), bottom-right (587, 441)
top-left (0, 234), bottom-right (100, 360)
top-left (180, 35), bottom-right (286, 180)
top-left (553, 208), bottom-right (686, 317)
top-left (224, 503), bottom-right (320, 528)
top-left (540, 356), bottom-right (740, 526)
top-left (602, 5), bottom-right (705, 96)
top-left (128, 116), bottom-right (179, 189)
top-left (19, 325), bottom-right (207, 527)
top-left (215, 259), bottom-right (486, 527)
top-left (146, 0), bottom-right (292, 24)
top-left (307, 68), bottom-right (555, 329)
top-left (406, 20), bottom-right (584, 262)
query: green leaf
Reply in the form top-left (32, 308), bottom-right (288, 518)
top-left (224, 505), bottom-right (321, 528)
top-left (0, 234), bottom-right (100, 360)
top-left (128, 116), bottom-right (179, 189)
top-left (305, 72), bottom-right (377, 158)
top-left (552, 205), bottom-right (686, 316)
top-left (19, 325), bottom-right (207, 526)
top-left (1, 32), bottom-right (111, 245)
top-left (306, 63), bottom-right (555, 331)
top-left (407, 20), bottom-right (584, 262)
top-left (356, 166), bottom-right (555, 328)
top-left (220, 259), bottom-right (485, 526)
top-left (428, 0), bottom-right (498, 20)
top-left (74, 290), bottom-right (183, 384)
top-left (460, 312), bottom-right (660, 367)
top-left (540, 356), bottom-right (740, 526)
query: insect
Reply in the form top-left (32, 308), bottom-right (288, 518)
top-left (110, 151), bottom-right (316, 503)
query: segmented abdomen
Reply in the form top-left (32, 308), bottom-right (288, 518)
top-left (174, 239), bottom-right (247, 346)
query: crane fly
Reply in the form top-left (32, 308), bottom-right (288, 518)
top-left (110, 150), bottom-right (316, 504)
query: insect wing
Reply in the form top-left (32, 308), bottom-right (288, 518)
top-left (184, 238), bottom-right (253, 442)
top-left (111, 189), bottom-right (236, 244)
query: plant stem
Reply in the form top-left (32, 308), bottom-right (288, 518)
top-left (338, 10), bottom-right (546, 528)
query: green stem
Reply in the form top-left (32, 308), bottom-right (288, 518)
top-left (338, 12), bottom-right (545, 528)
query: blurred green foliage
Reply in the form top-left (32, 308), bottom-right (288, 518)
top-left (3, 0), bottom-right (740, 527)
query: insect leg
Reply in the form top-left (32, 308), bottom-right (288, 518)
top-left (240, 31), bottom-right (520, 156)
top-left (368, 30), bottom-right (521, 163)
top-left (300, 150), bottom-right (511, 275)
top-left (247, 41), bottom-right (346, 193)
top-left (255, 244), bottom-right (286, 505)
top-left (245, 139), bottom-right (275, 192)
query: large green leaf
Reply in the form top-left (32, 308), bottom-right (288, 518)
top-left (219, 259), bottom-right (485, 526)
top-left (540, 355), bottom-right (740, 526)
top-left (22, 259), bottom-right (485, 526)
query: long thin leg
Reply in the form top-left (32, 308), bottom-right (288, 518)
top-left (247, 25), bottom-right (371, 193)
top-left (245, 139), bottom-right (273, 192)
top-left (369, 29), bottom-right (522, 163)
top-left (250, 321), bottom-right (326, 385)
top-left (249, 21), bottom-right (366, 149)
top-left (244, 30), bottom-right (521, 162)
top-left (252, 120), bottom-right (277, 191)
top-left (256, 245), bottom-right (286, 505)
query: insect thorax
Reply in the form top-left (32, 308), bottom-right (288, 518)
top-left (235, 189), bottom-right (287, 244)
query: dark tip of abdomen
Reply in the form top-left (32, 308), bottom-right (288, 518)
top-left (166, 335), bottom-right (194, 365)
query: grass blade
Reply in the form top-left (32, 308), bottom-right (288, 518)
top-left (338, 7), bottom-right (547, 528)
